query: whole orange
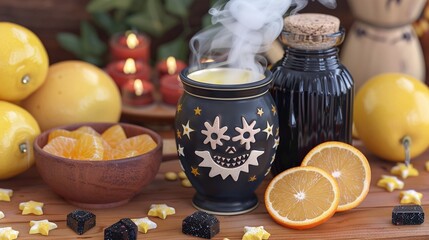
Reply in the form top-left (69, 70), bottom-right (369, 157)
top-left (21, 61), bottom-right (121, 131)
top-left (0, 101), bottom-right (40, 179)
top-left (0, 22), bottom-right (49, 101)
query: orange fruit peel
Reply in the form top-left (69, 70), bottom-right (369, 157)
top-left (301, 141), bottom-right (371, 212)
top-left (264, 166), bottom-right (340, 230)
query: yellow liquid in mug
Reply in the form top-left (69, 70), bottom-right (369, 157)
top-left (187, 68), bottom-right (264, 85)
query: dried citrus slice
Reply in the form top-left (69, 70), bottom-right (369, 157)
top-left (301, 141), bottom-right (371, 212)
top-left (71, 133), bottom-right (104, 160)
top-left (115, 134), bottom-right (157, 155)
top-left (43, 136), bottom-right (77, 158)
top-left (264, 166), bottom-right (339, 230)
top-left (101, 124), bottom-right (127, 148)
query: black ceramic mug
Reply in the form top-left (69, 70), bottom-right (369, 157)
top-left (174, 67), bottom-right (279, 215)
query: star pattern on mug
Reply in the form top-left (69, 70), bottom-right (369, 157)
top-left (29, 220), bottom-right (57, 236)
top-left (256, 108), bottom-right (264, 117)
top-left (176, 129), bottom-right (182, 139)
top-left (191, 166), bottom-right (200, 177)
top-left (273, 137), bottom-right (280, 149)
top-left (377, 175), bottom-right (404, 192)
top-left (177, 144), bottom-right (185, 157)
top-left (0, 188), bottom-right (13, 202)
top-left (242, 226), bottom-right (270, 240)
top-left (19, 200), bottom-right (44, 215)
top-left (194, 106), bottom-right (202, 115)
top-left (248, 175), bottom-right (257, 182)
top-left (177, 104), bottom-right (182, 113)
top-left (399, 189), bottom-right (423, 205)
top-left (263, 121), bottom-right (273, 140)
top-left (182, 121), bottom-right (194, 139)
top-left (391, 163), bottom-right (419, 179)
top-left (271, 105), bottom-right (277, 115)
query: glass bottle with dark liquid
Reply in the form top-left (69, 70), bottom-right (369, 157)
top-left (270, 13), bottom-right (354, 175)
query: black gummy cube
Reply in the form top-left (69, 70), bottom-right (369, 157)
top-left (392, 205), bottom-right (424, 225)
top-left (182, 211), bottom-right (220, 239)
top-left (104, 218), bottom-right (138, 240)
top-left (67, 209), bottom-right (96, 235)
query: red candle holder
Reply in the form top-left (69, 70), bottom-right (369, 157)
top-left (156, 56), bottom-right (187, 79)
top-left (159, 74), bottom-right (183, 106)
top-left (106, 58), bottom-right (151, 88)
top-left (110, 31), bottom-right (151, 63)
top-left (122, 79), bottom-right (154, 106)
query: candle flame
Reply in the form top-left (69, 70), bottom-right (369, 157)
top-left (123, 58), bottom-right (136, 74)
top-left (126, 32), bottom-right (139, 49)
top-left (134, 79), bottom-right (144, 96)
top-left (166, 56), bottom-right (177, 75)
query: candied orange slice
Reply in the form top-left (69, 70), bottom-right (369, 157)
top-left (115, 134), bottom-right (157, 155)
top-left (101, 124), bottom-right (127, 148)
top-left (43, 136), bottom-right (77, 158)
top-left (74, 126), bottom-right (99, 136)
top-left (71, 133), bottom-right (104, 160)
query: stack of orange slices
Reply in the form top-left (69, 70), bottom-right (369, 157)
top-left (265, 141), bottom-right (371, 230)
top-left (43, 124), bottom-right (157, 160)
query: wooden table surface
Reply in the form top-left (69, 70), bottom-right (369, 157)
top-left (1, 140), bottom-right (429, 239)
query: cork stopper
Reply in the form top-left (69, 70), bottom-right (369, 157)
top-left (281, 13), bottom-right (343, 50)
top-left (284, 13), bottom-right (340, 35)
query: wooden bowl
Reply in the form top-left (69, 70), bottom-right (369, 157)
top-left (33, 122), bottom-right (163, 209)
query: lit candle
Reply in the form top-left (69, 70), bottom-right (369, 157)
top-left (106, 58), bottom-right (151, 88)
top-left (156, 56), bottom-right (187, 79)
top-left (160, 74), bottom-right (183, 105)
top-left (109, 31), bottom-right (151, 63)
top-left (122, 79), bottom-right (154, 106)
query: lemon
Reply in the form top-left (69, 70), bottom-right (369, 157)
top-left (0, 101), bottom-right (40, 179)
top-left (0, 22), bottom-right (49, 101)
top-left (21, 61), bottom-right (121, 131)
top-left (354, 73), bottom-right (429, 162)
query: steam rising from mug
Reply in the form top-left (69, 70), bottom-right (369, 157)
top-left (189, 0), bottom-right (337, 82)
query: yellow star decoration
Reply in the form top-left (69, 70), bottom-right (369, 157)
top-left (29, 220), bottom-right (57, 236)
top-left (249, 175), bottom-right (257, 182)
top-left (399, 190), bottom-right (423, 205)
top-left (391, 163), bottom-right (419, 179)
top-left (377, 175), bottom-right (404, 192)
top-left (177, 104), bottom-right (182, 113)
top-left (19, 200), bottom-right (44, 215)
top-left (256, 108), bottom-right (264, 117)
top-left (0, 211), bottom-right (4, 220)
top-left (0, 188), bottom-right (13, 202)
top-left (148, 204), bottom-right (175, 220)
top-left (271, 105), bottom-right (277, 115)
top-left (191, 167), bottom-right (200, 177)
top-left (242, 226), bottom-right (270, 240)
top-left (176, 129), bottom-right (182, 139)
top-left (0, 227), bottom-right (19, 240)
top-left (131, 217), bottom-right (157, 233)
top-left (194, 107), bottom-right (202, 115)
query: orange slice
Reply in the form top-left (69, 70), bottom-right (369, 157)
top-left (115, 134), bottom-right (157, 155)
top-left (101, 124), bottom-right (127, 148)
top-left (71, 133), bottom-right (104, 160)
top-left (264, 166), bottom-right (340, 230)
top-left (301, 141), bottom-right (371, 212)
top-left (43, 136), bottom-right (77, 158)
top-left (74, 126), bottom-right (99, 136)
